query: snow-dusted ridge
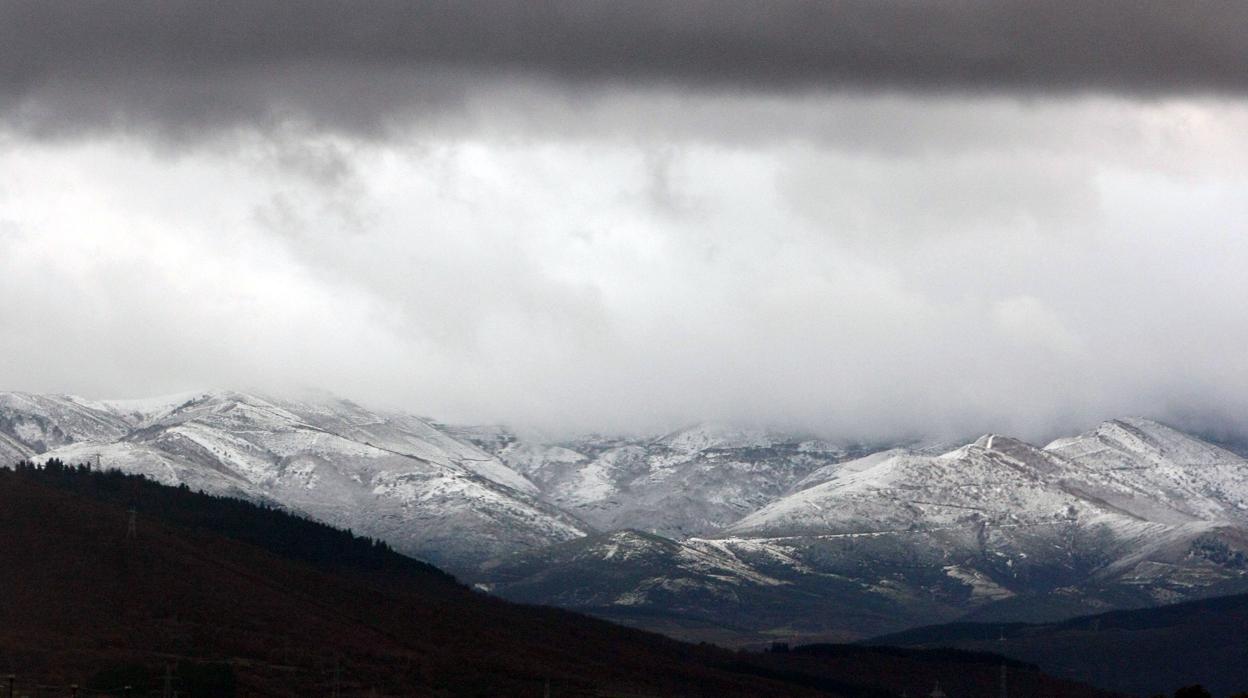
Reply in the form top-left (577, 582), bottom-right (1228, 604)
top-left (467, 422), bottom-right (884, 539)
top-left (1, 389), bottom-right (584, 572)
top-left (729, 421), bottom-right (1248, 538)
top-left (479, 417), bottom-right (1248, 640)
top-left (6, 391), bottom-right (1248, 639)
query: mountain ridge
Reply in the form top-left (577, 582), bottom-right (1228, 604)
top-left (7, 389), bottom-right (1248, 643)
top-left (482, 416), bottom-right (1248, 641)
top-left (3, 389), bottom-right (589, 572)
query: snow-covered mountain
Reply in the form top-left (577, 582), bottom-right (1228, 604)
top-left (7, 389), bottom-right (1248, 642)
top-left (477, 526), bottom-right (949, 643)
top-left (722, 427), bottom-right (1248, 607)
top-left (1045, 417), bottom-right (1248, 523)
top-left (0, 393), bottom-right (131, 461)
top-left (481, 419), bottom-right (1248, 641)
top-left (462, 423), bottom-right (883, 539)
top-left (477, 529), bottom-right (786, 611)
top-left (3, 390), bottom-right (587, 572)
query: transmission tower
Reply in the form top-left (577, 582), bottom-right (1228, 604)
top-left (332, 655), bottom-right (341, 698)
top-left (999, 626), bottom-right (1009, 698)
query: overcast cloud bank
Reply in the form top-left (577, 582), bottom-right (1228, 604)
top-left (2, 3), bottom-right (1246, 442)
top-left (5, 1), bottom-right (1248, 141)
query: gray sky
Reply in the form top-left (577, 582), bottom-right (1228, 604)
top-left (2, 2), bottom-right (1248, 441)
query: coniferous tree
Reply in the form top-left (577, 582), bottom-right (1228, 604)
top-left (1, 459), bottom-right (456, 582)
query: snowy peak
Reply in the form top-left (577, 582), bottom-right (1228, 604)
top-left (654, 422), bottom-right (860, 456)
top-left (8, 390), bottom-right (1248, 616)
top-left (655, 423), bottom-right (780, 453)
top-left (108, 389), bottom-right (540, 496)
top-left (789, 447), bottom-right (916, 492)
top-left (100, 390), bottom-right (222, 427)
top-left (1044, 416), bottom-right (1248, 523)
top-left (5, 389), bottom-right (576, 571)
top-left (969, 433), bottom-right (1005, 449)
top-left (693, 420), bottom-right (1248, 640)
top-left (953, 433), bottom-right (1077, 479)
top-left (475, 423), bottom-right (880, 539)
top-left (1046, 417), bottom-right (1245, 469)
top-left (957, 433), bottom-right (1043, 459)
top-left (0, 392), bottom-right (131, 457)
top-left (726, 420), bottom-right (1248, 539)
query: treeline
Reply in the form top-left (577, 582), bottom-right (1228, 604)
top-left (3, 459), bottom-right (457, 584)
top-left (1153, 689), bottom-right (1248, 698)
top-left (1154, 687), bottom-right (1248, 698)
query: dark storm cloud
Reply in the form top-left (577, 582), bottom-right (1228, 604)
top-left (3, 1), bottom-right (1248, 138)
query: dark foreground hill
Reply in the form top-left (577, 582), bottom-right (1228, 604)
top-left (869, 593), bottom-right (1248, 697)
top-left (0, 462), bottom-right (1117, 697)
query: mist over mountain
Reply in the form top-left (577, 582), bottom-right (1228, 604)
top-left (6, 4), bottom-right (1248, 443)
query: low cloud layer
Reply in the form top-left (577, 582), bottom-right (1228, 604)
top-left (2, 4), bottom-right (1247, 442)
top-left (4, 91), bottom-right (1248, 441)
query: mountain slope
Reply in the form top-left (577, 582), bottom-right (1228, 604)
top-left (717, 425), bottom-right (1248, 624)
top-left (13, 390), bottom-right (588, 572)
top-left (869, 592), bottom-right (1248, 697)
top-left (472, 423), bottom-right (882, 539)
top-left (0, 464), bottom-right (802, 696)
top-left (478, 528), bottom-right (965, 645)
top-left (10, 389), bottom-right (1248, 647)
top-left (478, 529), bottom-right (795, 642)
top-left (484, 422), bottom-right (1248, 643)
top-left (0, 392), bottom-right (130, 460)
top-left (1046, 417), bottom-right (1248, 523)
top-left (0, 464), bottom-right (1118, 698)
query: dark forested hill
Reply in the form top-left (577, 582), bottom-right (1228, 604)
top-left (0, 462), bottom-right (1117, 697)
top-left (869, 593), bottom-right (1248, 697)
